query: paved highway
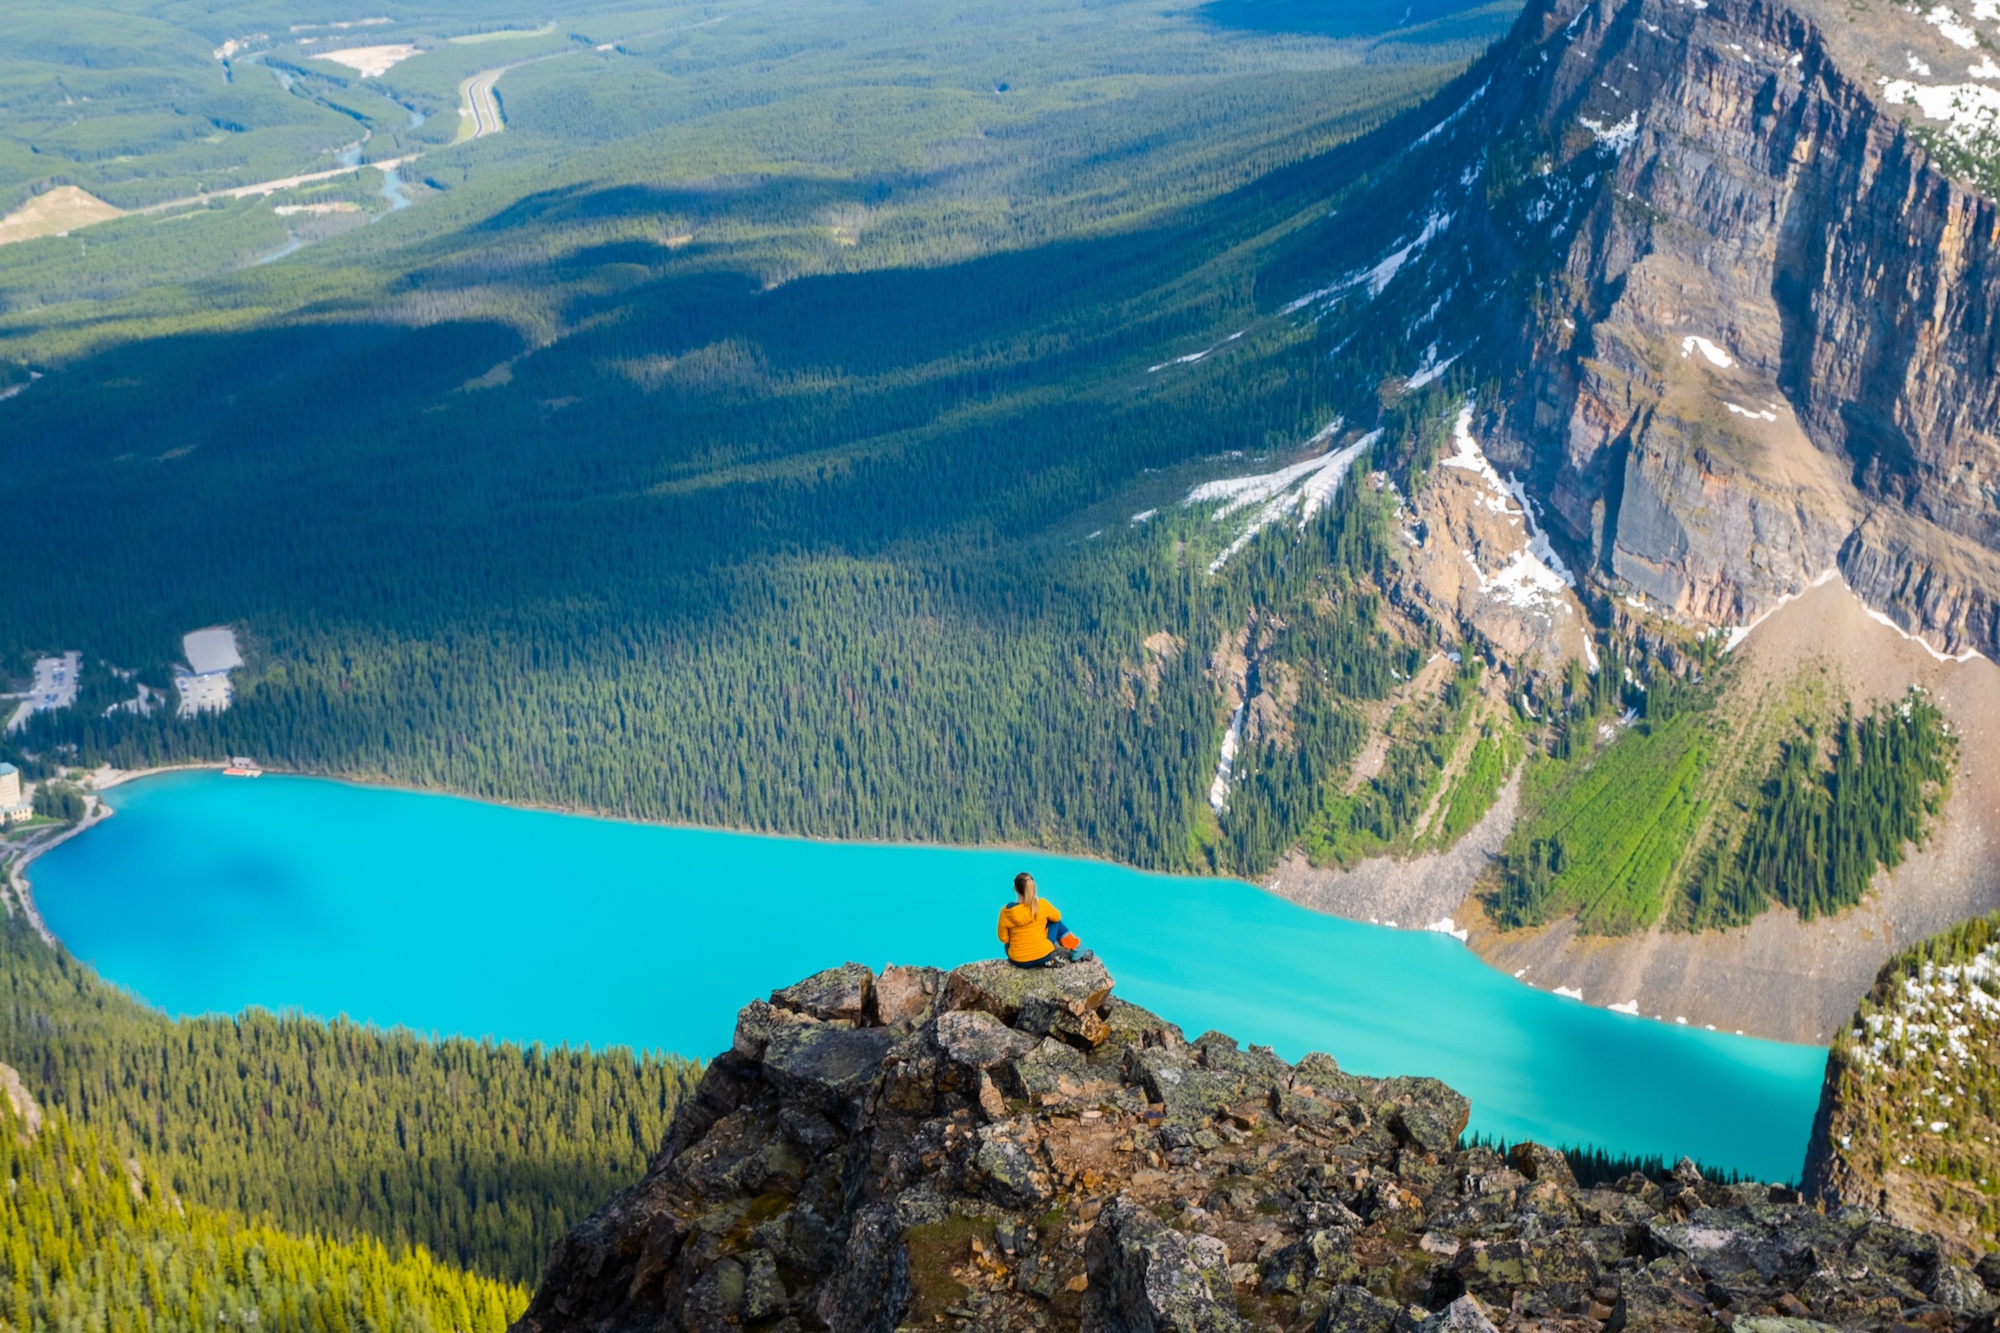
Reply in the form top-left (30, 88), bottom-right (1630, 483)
top-left (457, 68), bottom-right (507, 140)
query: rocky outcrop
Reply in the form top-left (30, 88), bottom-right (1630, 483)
top-left (0, 1061), bottom-right (40, 1138)
top-left (1804, 913), bottom-right (2000, 1258)
top-left (516, 961), bottom-right (2000, 1333)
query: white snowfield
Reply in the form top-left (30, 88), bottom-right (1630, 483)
top-left (1928, 4), bottom-right (1981, 47)
top-left (1579, 112), bottom-right (1640, 152)
top-left (1441, 407), bottom-right (1578, 612)
top-left (1878, 2), bottom-right (2000, 142)
top-left (1185, 424), bottom-right (1380, 574)
top-left (1193, 421), bottom-right (1383, 808)
top-left (6, 651), bottom-right (82, 733)
top-left (1147, 329), bottom-right (1245, 374)
top-left (1880, 75), bottom-right (2000, 143)
top-left (1680, 335), bottom-right (1735, 367)
top-left (1281, 212), bottom-right (1450, 315)
top-left (1208, 701), bottom-right (1246, 814)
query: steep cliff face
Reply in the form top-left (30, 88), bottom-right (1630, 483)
top-left (1297, 0), bottom-right (2000, 656)
top-left (520, 961), bottom-right (2000, 1333)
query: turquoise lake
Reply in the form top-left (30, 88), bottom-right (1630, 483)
top-left (33, 771), bottom-right (1827, 1182)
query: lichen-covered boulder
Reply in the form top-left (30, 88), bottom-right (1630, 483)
top-left (759, 1022), bottom-right (895, 1121)
top-left (1418, 1296), bottom-right (1503, 1333)
top-left (1124, 1046), bottom-right (1242, 1127)
top-left (972, 1134), bottom-right (1052, 1208)
top-left (1508, 1140), bottom-right (1577, 1186)
top-left (1086, 1194), bottom-right (1245, 1332)
top-left (944, 957), bottom-right (1114, 1029)
top-left (935, 1008), bottom-right (1037, 1072)
top-left (869, 963), bottom-right (942, 1026)
top-left (1383, 1077), bottom-right (1470, 1154)
top-left (730, 997), bottom-right (820, 1060)
top-left (1314, 1283), bottom-right (1415, 1333)
top-left (772, 962), bottom-right (874, 1022)
top-left (998, 1035), bottom-right (1091, 1106)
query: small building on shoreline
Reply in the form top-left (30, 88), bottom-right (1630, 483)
top-left (0, 762), bottom-right (29, 823)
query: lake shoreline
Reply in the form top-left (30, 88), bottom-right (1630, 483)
top-left (64, 765), bottom-right (1830, 1049)
top-left (6, 800), bottom-right (116, 946)
top-left (28, 768), bottom-right (1829, 1180)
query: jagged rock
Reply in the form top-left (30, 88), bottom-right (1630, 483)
top-left (869, 964), bottom-right (941, 1026)
top-left (1085, 1195), bottom-right (1245, 1333)
top-left (972, 1136), bottom-right (1051, 1208)
top-left (1102, 996), bottom-right (1186, 1052)
top-left (1270, 1087), bottom-right (1336, 1130)
top-left (1018, 993), bottom-right (1111, 1049)
top-left (1732, 1320), bottom-right (1847, 1333)
top-left (518, 959), bottom-right (1997, 1333)
top-left (935, 1008), bottom-right (1037, 1072)
top-left (1928, 1262), bottom-right (1994, 1315)
top-left (1123, 1046), bottom-right (1241, 1128)
top-left (1315, 1283), bottom-right (1414, 1333)
top-left (1192, 1032), bottom-right (1292, 1086)
top-left (1509, 1141), bottom-right (1577, 1187)
top-left (759, 1022), bottom-right (895, 1122)
top-left (731, 997), bottom-right (819, 1061)
top-left (1383, 1078), bottom-right (1470, 1154)
top-left (772, 962), bottom-right (874, 1022)
top-left (945, 957), bottom-right (1113, 1028)
top-left (1262, 1226), bottom-right (1361, 1296)
top-left (1419, 1296), bottom-right (1502, 1333)
top-left (998, 1036), bottom-right (1091, 1106)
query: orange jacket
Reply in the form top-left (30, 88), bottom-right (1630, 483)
top-left (997, 898), bottom-right (1062, 963)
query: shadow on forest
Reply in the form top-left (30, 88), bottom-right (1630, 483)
top-left (1197, 0), bottom-right (1520, 44)
top-left (3, 67), bottom-right (1465, 658)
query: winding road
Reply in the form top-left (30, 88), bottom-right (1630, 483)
top-left (457, 67), bottom-right (508, 140)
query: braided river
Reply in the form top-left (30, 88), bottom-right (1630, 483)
top-left (32, 770), bottom-right (1827, 1182)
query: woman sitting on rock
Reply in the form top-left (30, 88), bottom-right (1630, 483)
top-left (997, 872), bottom-right (1094, 968)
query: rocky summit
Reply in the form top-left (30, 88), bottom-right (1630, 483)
top-left (515, 961), bottom-right (2000, 1333)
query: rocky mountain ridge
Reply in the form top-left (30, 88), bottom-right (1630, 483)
top-left (1296, 0), bottom-right (2000, 659)
top-left (516, 960), bottom-right (2000, 1333)
top-left (1244, 0), bottom-right (2000, 1039)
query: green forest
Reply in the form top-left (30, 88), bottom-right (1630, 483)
top-left (0, 916), bottom-right (700, 1287)
top-left (0, 0), bottom-right (1516, 880)
top-left (1817, 909), bottom-right (2000, 1250)
top-left (1488, 664), bottom-right (1958, 937)
top-left (1, 1095), bottom-right (527, 1333)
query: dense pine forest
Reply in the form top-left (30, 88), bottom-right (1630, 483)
top-left (0, 0), bottom-right (1519, 880)
top-left (0, 918), bottom-right (700, 1287)
top-left (1, 1097), bottom-right (527, 1333)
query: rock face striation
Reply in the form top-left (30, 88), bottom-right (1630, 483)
top-left (516, 961), bottom-right (2000, 1333)
top-left (1295, 0), bottom-right (2000, 658)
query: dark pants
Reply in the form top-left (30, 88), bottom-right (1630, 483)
top-left (1009, 918), bottom-right (1080, 968)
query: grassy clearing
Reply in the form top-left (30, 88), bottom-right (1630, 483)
top-left (0, 187), bottom-right (124, 246)
top-left (1425, 713), bottom-right (1521, 849)
top-left (1490, 650), bottom-right (1959, 938)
